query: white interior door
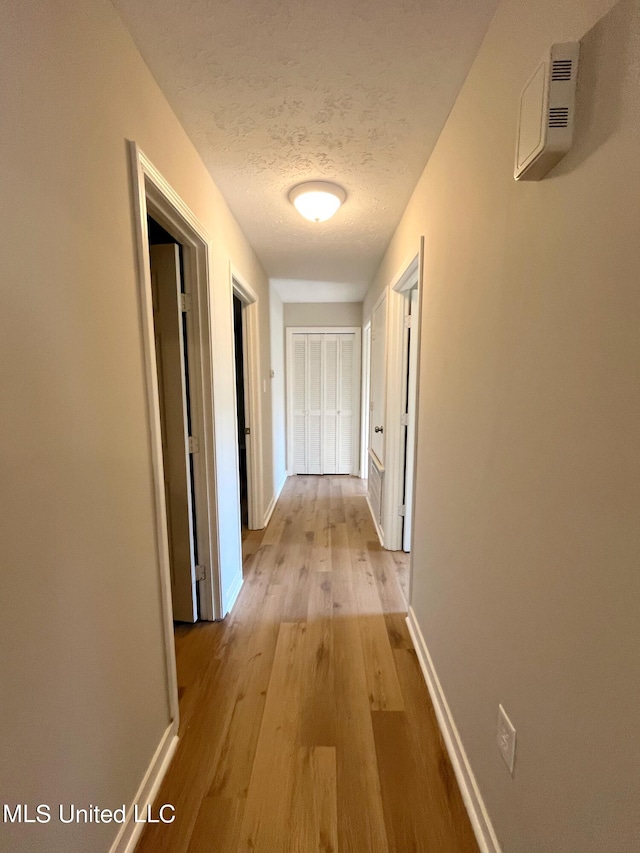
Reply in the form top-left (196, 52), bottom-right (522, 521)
top-left (370, 295), bottom-right (387, 464)
top-left (323, 335), bottom-right (339, 474)
top-left (307, 334), bottom-right (323, 474)
top-left (150, 244), bottom-right (197, 623)
top-left (291, 332), bottom-right (323, 474)
top-left (403, 287), bottom-right (419, 552)
top-left (291, 333), bottom-right (308, 474)
top-left (288, 329), bottom-right (359, 475)
top-left (337, 333), bottom-right (355, 474)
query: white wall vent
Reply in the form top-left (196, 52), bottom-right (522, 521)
top-left (514, 42), bottom-right (580, 181)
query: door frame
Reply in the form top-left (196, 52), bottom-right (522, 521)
top-left (285, 326), bottom-right (362, 476)
top-left (401, 286), bottom-right (420, 553)
top-left (230, 266), bottom-right (263, 530)
top-left (360, 321), bottom-right (372, 479)
top-left (129, 144), bottom-right (223, 690)
top-left (382, 241), bottom-right (424, 557)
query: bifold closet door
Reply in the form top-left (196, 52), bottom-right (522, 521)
top-left (307, 335), bottom-right (323, 474)
top-left (291, 333), bottom-right (322, 474)
top-left (324, 333), bottom-right (356, 474)
top-left (337, 333), bottom-right (355, 475)
top-left (290, 331), bottom-right (357, 475)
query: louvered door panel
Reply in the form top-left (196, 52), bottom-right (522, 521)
top-left (323, 335), bottom-right (338, 474)
top-left (291, 334), bottom-right (308, 473)
top-left (337, 334), bottom-right (355, 473)
top-left (288, 329), bottom-right (359, 476)
top-left (307, 335), bottom-right (323, 474)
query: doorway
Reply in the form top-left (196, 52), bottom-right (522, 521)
top-left (360, 322), bottom-right (371, 479)
top-left (231, 271), bottom-right (262, 533)
top-left (233, 294), bottom-right (249, 530)
top-left (374, 243), bottom-right (423, 557)
top-left (130, 142), bottom-right (223, 639)
top-left (147, 218), bottom-right (199, 622)
top-left (401, 286), bottom-right (419, 552)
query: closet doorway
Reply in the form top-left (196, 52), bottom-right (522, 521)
top-left (286, 327), bottom-right (361, 476)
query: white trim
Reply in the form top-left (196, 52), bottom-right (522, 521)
top-left (285, 327), bottom-right (361, 476)
top-left (286, 325), bottom-right (362, 336)
top-left (223, 568), bottom-right (244, 616)
top-left (360, 321), bottom-right (371, 479)
top-left (406, 238), bottom-right (425, 603)
top-left (231, 265), bottom-right (264, 530)
top-left (391, 250), bottom-right (421, 293)
top-left (370, 286), bottom-right (388, 316)
top-left (406, 608), bottom-right (502, 853)
top-left (129, 142), bottom-right (222, 624)
top-left (109, 723), bottom-right (179, 853)
top-left (231, 267), bottom-right (258, 305)
top-left (264, 470), bottom-right (287, 527)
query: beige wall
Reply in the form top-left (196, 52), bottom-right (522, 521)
top-left (365, 0), bottom-right (640, 849)
top-left (0, 1), bottom-right (272, 850)
top-left (284, 301), bottom-right (362, 328)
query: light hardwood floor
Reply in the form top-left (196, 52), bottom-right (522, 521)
top-left (137, 476), bottom-right (478, 853)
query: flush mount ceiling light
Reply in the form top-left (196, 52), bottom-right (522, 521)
top-left (288, 181), bottom-right (346, 223)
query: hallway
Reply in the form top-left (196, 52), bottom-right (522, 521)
top-left (137, 476), bottom-right (478, 852)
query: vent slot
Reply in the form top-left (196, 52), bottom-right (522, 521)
top-left (551, 59), bottom-right (573, 81)
top-left (548, 106), bottom-right (569, 128)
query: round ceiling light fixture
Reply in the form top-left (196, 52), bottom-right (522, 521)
top-left (289, 181), bottom-right (347, 223)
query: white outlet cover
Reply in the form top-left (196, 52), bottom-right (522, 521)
top-left (497, 704), bottom-right (517, 775)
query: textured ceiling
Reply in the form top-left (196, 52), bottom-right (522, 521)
top-left (113, 0), bottom-right (498, 297)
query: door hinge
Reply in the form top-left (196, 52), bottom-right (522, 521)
top-left (188, 435), bottom-right (199, 453)
top-left (401, 412), bottom-right (409, 426)
top-left (195, 565), bottom-right (206, 582)
top-left (244, 427), bottom-right (251, 435)
top-left (404, 314), bottom-right (413, 329)
top-left (180, 293), bottom-right (192, 312)
top-left (398, 504), bottom-right (406, 517)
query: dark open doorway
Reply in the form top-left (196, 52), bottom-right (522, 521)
top-left (233, 294), bottom-right (249, 530)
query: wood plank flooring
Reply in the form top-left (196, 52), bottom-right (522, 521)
top-left (136, 476), bottom-right (478, 853)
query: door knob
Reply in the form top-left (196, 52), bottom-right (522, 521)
top-left (374, 426), bottom-right (384, 434)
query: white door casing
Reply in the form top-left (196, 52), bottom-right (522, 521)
top-left (129, 142), bottom-right (226, 738)
top-left (130, 143), bottom-right (223, 632)
top-left (381, 243), bottom-right (423, 557)
top-left (360, 322), bottom-right (371, 479)
top-left (402, 286), bottom-right (420, 552)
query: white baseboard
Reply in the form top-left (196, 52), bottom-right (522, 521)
top-left (365, 494), bottom-right (384, 547)
top-left (406, 608), bottom-right (501, 853)
top-left (264, 471), bottom-right (287, 527)
top-left (109, 722), bottom-right (179, 853)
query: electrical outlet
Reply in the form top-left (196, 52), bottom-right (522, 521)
top-left (497, 704), bottom-right (516, 775)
